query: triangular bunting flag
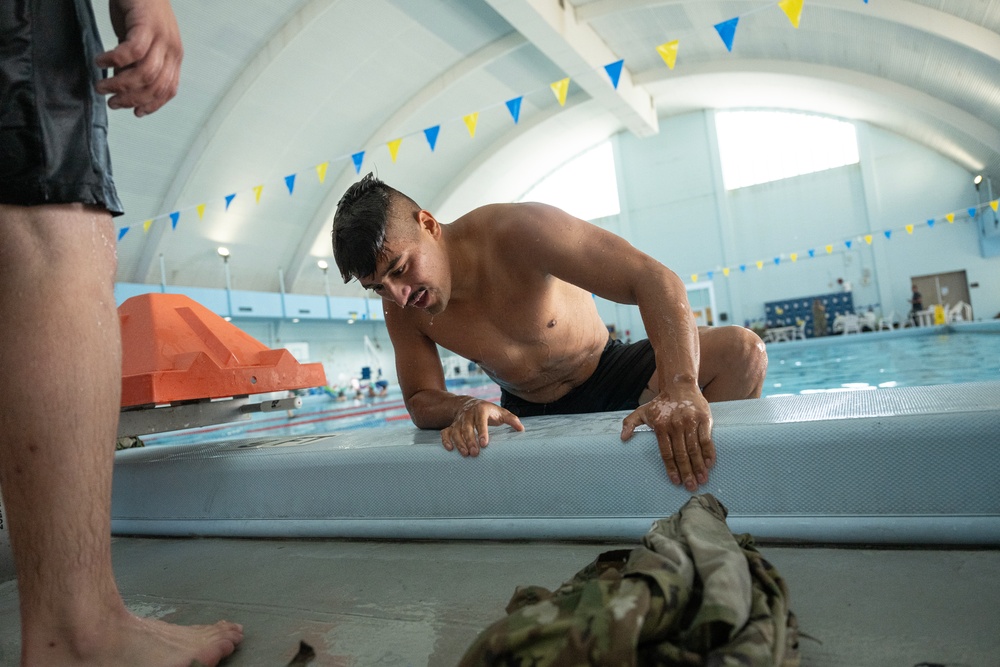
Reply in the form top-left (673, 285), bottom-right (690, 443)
top-left (352, 151), bottom-right (365, 174)
top-left (905, 224), bottom-right (914, 234)
top-left (864, 234), bottom-right (873, 245)
top-left (463, 113), bottom-right (479, 138)
top-left (550, 77), bottom-right (570, 106)
top-left (808, 249), bottom-right (815, 257)
top-left (778, 0), bottom-right (804, 28)
top-left (506, 96), bottom-right (523, 124)
top-left (117, 227), bottom-right (129, 241)
top-left (991, 200), bottom-right (998, 212)
top-left (707, 271), bottom-right (714, 280)
top-left (773, 257), bottom-right (780, 265)
top-left (285, 174), bottom-right (296, 195)
top-left (755, 260), bottom-right (764, 270)
top-left (169, 211), bottom-right (180, 230)
top-left (946, 213), bottom-right (955, 223)
top-left (884, 230), bottom-right (892, 239)
top-left (656, 40), bottom-right (679, 70)
top-left (253, 185), bottom-right (264, 204)
top-left (928, 219), bottom-right (935, 227)
top-left (714, 17), bottom-right (739, 52)
top-left (691, 273), bottom-right (699, 283)
top-left (196, 203), bottom-right (206, 220)
top-left (142, 219), bottom-right (152, 233)
top-left (739, 264), bottom-right (746, 272)
top-left (968, 207), bottom-right (977, 218)
top-left (825, 244), bottom-right (833, 254)
top-left (387, 139), bottom-right (402, 163)
top-left (790, 253), bottom-right (798, 262)
top-left (316, 162), bottom-right (329, 183)
top-left (722, 267), bottom-right (730, 277)
top-left (224, 193), bottom-right (236, 210)
top-left (845, 240), bottom-right (852, 249)
top-left (424, 125), bottom-right (440, 151)
top-left (604, 59), bottom-right (624, 89)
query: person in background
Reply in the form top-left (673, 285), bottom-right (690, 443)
top-left (0, 1), bottom-right (243, 664)
top-left (332, 174), bottom-right (768, 492)
top-left (811, 299), bottom-right (827, 337)
top-left (908, 284), bottom-right (924, 326)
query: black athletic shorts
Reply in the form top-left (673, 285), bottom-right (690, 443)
top-left (500, 337), bottom-right (656, 417)
top-left (0, 0), bottom-right (123, 214)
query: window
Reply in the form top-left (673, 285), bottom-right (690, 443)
top-left (715, 110), bottom-right (859, 190)
top-left (518, 141), bottom-right (620, 220)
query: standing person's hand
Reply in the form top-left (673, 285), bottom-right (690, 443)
top-left (95, 0), bottom-right (183, 116)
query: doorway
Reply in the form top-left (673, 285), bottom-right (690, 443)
top-left (911, 270), bottom-right (971, 316)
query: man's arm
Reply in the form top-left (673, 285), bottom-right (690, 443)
top-left (386, 303), bottom-right (523, 456)
top-left (509, 203), bottom-right (712, 489)
top-left (95, 0), bottom-right (183, 117)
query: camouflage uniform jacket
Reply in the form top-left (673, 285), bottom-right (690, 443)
top-left (460, 494), bottom-right (800, 666)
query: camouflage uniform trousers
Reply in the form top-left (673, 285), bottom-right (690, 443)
top-left (460, 494), bottom-right (800, 666)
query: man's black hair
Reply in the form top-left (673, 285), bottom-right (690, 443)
top-left (331, 173), bottom-right (417, 283)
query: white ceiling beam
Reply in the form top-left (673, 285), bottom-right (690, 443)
top-left (483, 0), bottom-right (658, 138)
top-left (574, 0), bottom-right (1000, 64)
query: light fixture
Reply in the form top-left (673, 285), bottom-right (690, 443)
top-left (317, 259), bottom-right (329, 271)
top-left (217, 246), bottom-right (231, 259)
top-left (974, 174), bottom-right (983, 186)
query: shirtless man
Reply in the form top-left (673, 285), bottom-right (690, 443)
top-left (0, 0), bottom-right (241, 664)
top-left (331, 174), bottom-right (767, 490)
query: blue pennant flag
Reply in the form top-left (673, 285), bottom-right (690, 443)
top-left (352, 151), bottom-right (365, 174)
top-left (927, 218), bottom-right (935, 228)
top-left (506, 96), bottom-right (523, 124)
top-left (707, 271), bottom-right (714, 280)
top-left (117, 227), bottom-right (129, 241)
top-left (424, 125), bottom-right (440, 151)
top-left (285, 174), bottom-right (296, 195)
top-left (808, 248), bottom-right (815, 258)
top-left (714, 17), bottom-right (739, 52)
top-left (773, 257), bottom-right (780, 265)
top-left (739, 264), bottom-right (746, 272)
top-left (169, 211), bottom-right (180, 230)
top-left (884, 230), bottom-right (892, 239)
top-left (604, 59), bottom-right (624, 89)
top-left (968, 207), bottom-right (977, 218)
top-left (224, 193), bottom-right (236, 210)
top-left (845, 239), bottom-right (852, 249)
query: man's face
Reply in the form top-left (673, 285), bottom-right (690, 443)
top-left (360, 216), bottom-right (448, 315)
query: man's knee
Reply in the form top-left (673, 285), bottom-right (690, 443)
top-left (705, 326), bottom-right (767, 398)
top-left (730, 326), bottom-right (767, 394)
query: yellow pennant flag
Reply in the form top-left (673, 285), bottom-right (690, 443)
top-left (864, 234), bottom-right (873, 245)
top-left (905, 224), bottom-right (914, 234)
top-left (463, 112), bottom-right (479, 138)
top-left (825, 244), bottom-right (833, 254)
top-left (316, 162), bottom-right (329, 183)
top-left (550, 77), bottom-right (570, 106)
top-left (253, 185), bottom-right (264, 204)
top-left (196, 203), bottom-right (206, 220)
top-left (656, 40), bottom-right (679, 70)
top-left (142, 219), bottom-right (153, 233)
top-left (387, 138), bottom-right (402, 163)
top-left (790, 252), bottom-right (798, 262)
top-left (755, 260), bottom-right (764, 270)
top-left (992, 200), bottom-right (998, 212)
top-left (690, 273), bottom-right (698, 282)
top-left (946, 212), bottom-right (955, 223)
top-left (722, 267), bottom-right (730, 277)
top-left (778, 0), bottom-right (803, 28)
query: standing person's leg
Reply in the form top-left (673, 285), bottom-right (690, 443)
top-left (0, 203), bottom-right (242, 666)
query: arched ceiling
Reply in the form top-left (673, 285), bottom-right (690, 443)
top-left (100, 0), bottom-right (1000, 298)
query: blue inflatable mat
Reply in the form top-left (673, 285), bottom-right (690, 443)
top-left (111, 382), bottom-right (1000, 545)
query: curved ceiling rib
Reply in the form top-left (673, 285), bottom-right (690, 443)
top-left (283, 30), bottom-right (529, 291)
top-left (574, 0), bottom-right (1000, 64)
top-left (129, 0), bottom-right (341, 283)
top-left (633, 59), bottom-right (1000, 172)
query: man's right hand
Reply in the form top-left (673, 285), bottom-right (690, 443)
top-left (441, 398), bottom-right (524, 457)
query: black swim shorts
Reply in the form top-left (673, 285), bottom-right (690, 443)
top-left (500, 337), bottom-right (656, 417)
top-left (0, 0), bottom-right (123, 214)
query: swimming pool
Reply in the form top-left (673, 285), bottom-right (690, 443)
top-left (136, 324), bottom-right (1000, 446)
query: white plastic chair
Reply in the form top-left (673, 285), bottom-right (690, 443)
top-left (946, 301), bottom-right (973, 323)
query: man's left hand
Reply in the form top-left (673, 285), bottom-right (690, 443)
top-left (620, 389), bottom-right (715, 491)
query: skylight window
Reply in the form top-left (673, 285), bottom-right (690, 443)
top-left (715, 111), bottom-right (859, 190)
top-left (518, 141), bottom-right (620, 220)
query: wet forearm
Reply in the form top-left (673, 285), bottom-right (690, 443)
top-left (637, 270), bottom-right (700, 391)
top-left (406, 389), bottom-right (479, 429)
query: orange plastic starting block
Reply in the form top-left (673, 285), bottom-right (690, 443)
top-left (119, 293), bottom-right (326, 408)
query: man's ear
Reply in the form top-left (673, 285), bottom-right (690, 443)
top-left (417, 209), bottom-right (441, 238)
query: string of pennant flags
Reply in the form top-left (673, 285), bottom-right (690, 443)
top-left (115, 0), bottom-right (875, 244)
top-left (687, 199), bottom-right (1000, 284)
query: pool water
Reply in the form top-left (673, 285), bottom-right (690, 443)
top-left (762, 330), bottom-right (1000, 396)
top-left (135, 328), bottom-right (1000, 446)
